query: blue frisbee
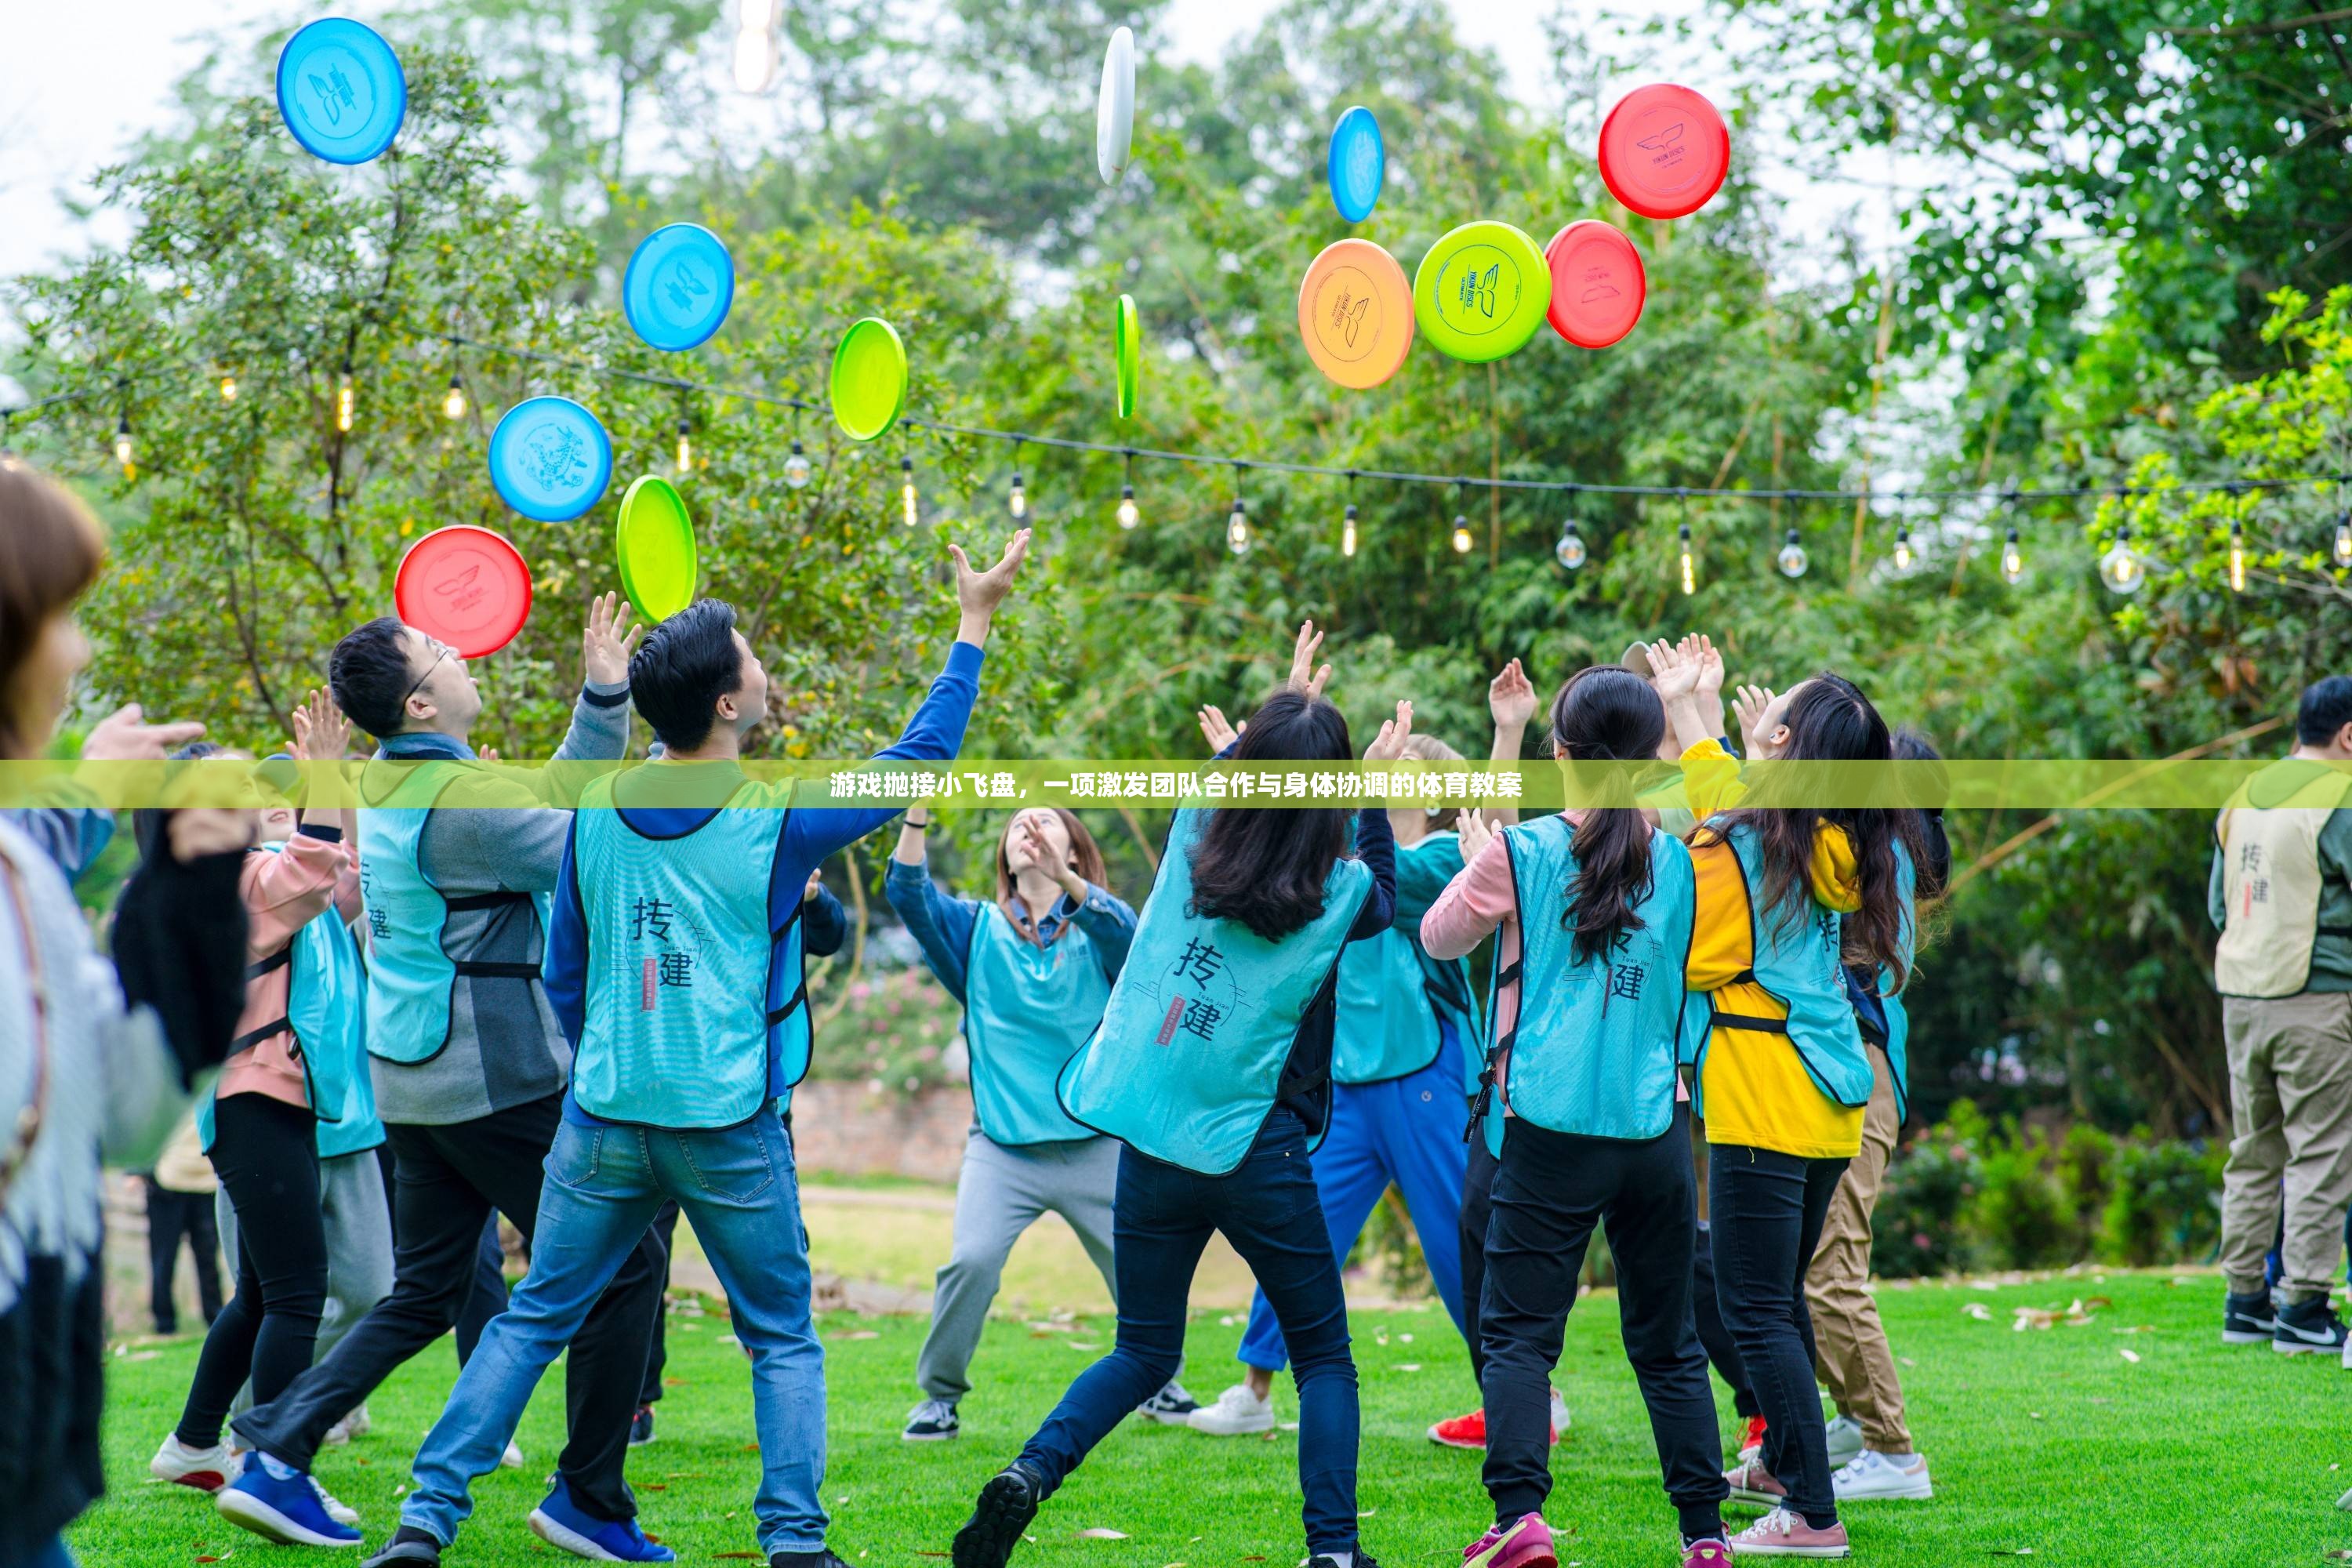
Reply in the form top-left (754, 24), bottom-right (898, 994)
top-left (276, 19), bottom-right (407, 165)
top-left (1328, 106), bottom-right (1384, 224)
top-left (622, 224), bottom-right (735, 353)
top-left (487, 397), bottom-right (613, 522)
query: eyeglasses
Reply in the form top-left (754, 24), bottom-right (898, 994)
top-left (401, 641), bottom-right (456, 713)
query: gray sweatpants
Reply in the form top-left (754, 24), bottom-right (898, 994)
top-left (218, 1147), bottom-right (395, 1418)
top-left (917, 1130), bottom-right (1134, 1403)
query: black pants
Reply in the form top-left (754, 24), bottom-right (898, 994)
top-left (145, 1183), bottom-right (223, 1334)
top-left (236, 1094), bottom-right (665, 1523)
top-left (177, 1095), bottom-right (327, 1448)
top-left (1458, 1128), bottom-right (1498, 1389)
top-left (638, 1202), bottom-right (681, 1406)
top-left (1479, 1106), bottom-right (1726, 1541)
top-left (375, 1143), bottom-right (507, 1367)
top-left (1708, 1143), bottom-right (1849, 1526)
top-left (1690, 1222), bottom-right (1762, 1421)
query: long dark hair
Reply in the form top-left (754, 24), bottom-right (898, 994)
top-left (1187, 690), bottom-right (1355, 941)
top-left (1550, 667), bottom-right (1664, 966)
top-left (1893, 726), bottom-right (1951, 902)
top-left (1710, 672), bottom-right (1926, 988)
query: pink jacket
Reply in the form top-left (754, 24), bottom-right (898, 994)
top-left (216, 830), bottom-right (363, 1110)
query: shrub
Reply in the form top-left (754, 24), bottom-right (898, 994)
top-left (2099, 1134), bottom-right (2228, 1266)
top-left (1973, 1120), bottom-right (2075, 1269)
top-left (1872, 1123), bottom-right (1980, 1279)
top-left (2056, 1123), bottom-right (2117, 1240)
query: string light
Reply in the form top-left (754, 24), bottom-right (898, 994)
top-left (2000, 525), bottom-right (2024, 584)
top-left (335, 362), bottom-right (355, 434)
top-left (2228, 518), bottom-right (2246, 593)
top-left (1451, 512), bottom-right (1474, 554)
top-left (901, 454), bottom-right (918, 527)
top-left (1776, 527), bottom-right (1808, 579)
top-left (2336, 510), bottom-right (2352, 568)
top-left (218, 372), bottom-right (238, 403)
top-left (732, 0), bottom-right (779, 93)
top-left (674, 417), bottom-right (692, 475)
top-left (1008, 471), bottom-right (1027, 519)
top-left (1554, 519), bottom-right (1585, 570)
top-left (1227, 463), bottom-right (1250, 554)
top-left (442, 373), bottom-right (467, 421)
top-left (2098, 524), bottom-right (2143, 595)
top-left (113, 409), bottom-right (134, 480)
top-left (1342, 503), bottom-right (1359, 557)
top-left (784, 435), bottom-right (812, 490)
top-left (1892, 525), bottom-right (1914, 574)
top-left (1116, 451), bottom-right (1139, 530)
top-left (1679, 521), bottom-right (1697, 596)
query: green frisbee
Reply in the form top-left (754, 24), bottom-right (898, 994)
top-left (830, 317), bottom-right (908, 442)
top-left (1411, 220), bottom-right (1552, 364)
top-left (614, 475), bottom-right (698, 622)
top-left (1113, 292), bottom-right (1141, 420)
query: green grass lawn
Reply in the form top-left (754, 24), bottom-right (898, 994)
top-left (75, 1269), bottom-right (2350, 1567)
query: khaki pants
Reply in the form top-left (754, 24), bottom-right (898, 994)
top-left (2219, 992), bottom-right (2352, 1301)
top-left (1804, 1041), bottom-right (1911, 1454)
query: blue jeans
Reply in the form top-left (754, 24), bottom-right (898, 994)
top-left (1018, 1109), bottom-right (1359, 1554)
top-left (1237, 1028), bottom-right (1468, 1372)
top-left (401, 1109), bottom-right (828, 1555)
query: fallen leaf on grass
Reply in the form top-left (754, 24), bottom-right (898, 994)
top-left (1219, 1315), bottom-right (1240, 1327)
top-left (1961, 1303), bottom-right (1993, 1321)
top-left (1398, 1333), bottom-right (1414, 1343)
top-left (1989, 1550), bottom-right (2034, 1557)
top-left (2324, 1549), bottom-right (2352, 1560)
top-left (641, 1483), bottom-right (666, 1491)
top-left (915, 1552), bottom-right (948, 1559)
top-left (1898, 1356), bottom-right (1916, 1367)
top-left (1076, 1527), bottom-right (1128, 1540)
top-left (831, 1330), bottom-right (880, 1341)
top-left (1396, 1363), bottom-right (1422, 1372)
top-left (197, 1559), bottom-right (217, 1564)
top-left (2027, 1412), bottom-right (2044, 1421)
top-left (1070, 1341), bottom-right (1102, 1351)
top-left (2118, 1348), bottom-right (2140, 1363)
top-left (1028, 1321), bottom-right (1075, 1334)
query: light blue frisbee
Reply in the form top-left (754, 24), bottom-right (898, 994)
top-left (276, 18), bottom-right (406, 165)
top-left (1328, 106), bottom-right (1385, 224)
top-left (488, 397), bottom-right (614, 522)
top-left (622, 224), bottom-right (736, 353)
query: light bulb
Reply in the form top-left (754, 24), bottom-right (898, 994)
top-left (442, 376), bottom-right (466, 420)
top-left (675, 419), bottom-right (691, 476)
top-left (1116, 484), bottom-right (1140, 530)
top-left (1451, 515), bottom-right (1474, 554)
top-left (2228, 520), bottom-right (2246, 593)
top-left (901, 456), bottom-right (917, 527)
top-left (2335, 511), bottom-right (2352, 568)
top-left (1554, 521), bottom-right (1586, 570)
top-left (1679, 523), bottom-right (1696, 596)
top-left (1776, 528), bottom-right (1808, 579)
top-left (732, 0), bottom-right (779, 92)
top-left (2098, 528), bottom-right (2143, 595)
top-left (1227, 498), bottom-right (1250, 554)
top-left (1892, 526), bottom-right (1914, 573)
top-left (336, 372), bottom-right (355, 434)
top-left (219, 374), bottom-right (238, 403)
top-left (783, 439), bottom-right (812, 489)
top-left (1341, 503), bottom-right (1359, 558)
top-left (2000, 526), bottom-right (2024, 584)
top-left (1008, 473), bottom-right (1027, 520)
top-left (113, 416), bottom-right (134, 478)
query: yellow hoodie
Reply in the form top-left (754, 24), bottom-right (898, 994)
top-left (1679, 738), bottom-right (1867, 1160)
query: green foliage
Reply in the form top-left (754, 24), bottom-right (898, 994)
top-left (2099, 1134), bottom-right (2229, 1269)
top-left (1871, 1112), bottom-right (1980, 1279)
top-left (1973, 1120), bottom-right (2074, 1271)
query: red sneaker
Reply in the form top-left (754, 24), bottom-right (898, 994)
top-left (1737, 1415), bottom-right (1768, 1461)
top-left (1426, 1407), bottom-right (1563, 1450)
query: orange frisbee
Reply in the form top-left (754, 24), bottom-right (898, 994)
top-left (1297, 238), bottom-right (1414, 390)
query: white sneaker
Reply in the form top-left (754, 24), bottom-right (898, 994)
top-left (309, 1475), bottom-right (361, 1527)
top-left (500, 1440), bottom-right (525, 1470)
top-left (1549, 1388), bottom-right (1572, 1432)
top-left (1185, 1383), bottom-right (1274, 1436)
top-left (151, 1434), bottom-right (241, 1492)
top-left (1823, 1414), bottom-right (1864, 1467)
top-left (1831, 1449), bottom-right (1933, 1501)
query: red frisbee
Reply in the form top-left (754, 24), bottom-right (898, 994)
top-left (394, 525), bottom-right (533, 658)
top-left (1597, 84), bottom-right (1729, 221)
top-left (1543, 220), bottom-right (1646, 348)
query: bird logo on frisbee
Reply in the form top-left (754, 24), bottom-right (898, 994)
top-left (1434, 247), bottom-right (1518, 339)
top-left (1411, 222), bottom-right (1552, 363)
top-left (1298, 239), bottom-right (1414, 389)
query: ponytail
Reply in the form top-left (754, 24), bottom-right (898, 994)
top-left (1547, 666), bottom-right (1666, 966)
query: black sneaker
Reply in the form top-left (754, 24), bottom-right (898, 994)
top-left (951, 1463), bottom-right (1043, 1568)
top-left (2273, 1294), bottom-right (2348, 1355)
top-left (362, 1529), bottom-right (444, 1568)
top-left (1307, 1553), bottom-right (1378, 1568)
top-left (904, 1398), bottom-right (961, 1442)
top-left (768, 1552), bottom-right (853, 1568)
top-left (1134, 1381), bottom-right (1200, 1425)
top-left (630, 1405), bottom-right (656, 1446)
top-left (2222, 1290), bottom-right (2277, 1345)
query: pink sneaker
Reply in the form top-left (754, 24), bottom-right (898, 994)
top-left (1727, 1508), bottom-right (1849, 1558)
top-left (1724, 1457), bottom-right (1789, 1509)
top-left (1684, 1539), bottom-right (1736, 1568)
top-left (1462, 1513), bottom-right (1557, 1568)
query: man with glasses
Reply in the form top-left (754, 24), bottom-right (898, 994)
top-left (221, 595), bottom-right (673, 1563)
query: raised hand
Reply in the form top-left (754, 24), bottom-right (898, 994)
top-left (1646, 639), bottom-right (1703, 703)
top-left (1487, 658), bottom-right (1536, 731)
top-left (167, 808), bottom-right (253, 862)
top-left (80, 702), bottom-right (205, 761)
top-left (953, 528), bottom-right (1033, 621)
top-left (288, 688), bottom-right (350, 764)
top-left (1284, 621), bottom-right (1332, 700)
top-left (1363, 699), bottom-right (1415, 762)
top-left (1197, 704), bottom-right (1241, 753)
top-left (583, 593), bottom-right (641, 688)
top-left (1457, 807), bottom-right (1497, 865)
top-left (1689, 635), bottom-right (1726, 705)
top-left (1733, 684), bottom-right (1779, 757)
top-left (803, 869), bottom-right (826, 904)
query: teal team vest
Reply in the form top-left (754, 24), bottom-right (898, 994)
top-left (1854, 840), bottom-right (1919, 1122)
top-left (198, 843), bottom-right (365, 1152)
top-left (964, 902), bottom-right (1109, 1145)
top-left (1334, 830), bottom-right (1479, 1087)
top-left (357, 760), bottom-right (550, 1065)
top-left (568, 775), bottom-right (809, 1129)
top-left (1481, 816), bottom-right (1697, 1142)
top-left (1057, 808), bottom-right (1376, 1174)
top-left (1698, 818), bottom-right (1873, 1109)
